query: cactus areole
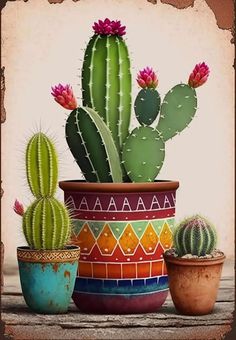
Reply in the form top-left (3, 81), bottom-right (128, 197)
top-left (55, 18), bottom-right (209, 314)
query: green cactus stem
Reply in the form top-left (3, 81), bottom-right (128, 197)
top-left (134, 88), bottom-right (161, 126)
top-left (66, 106), bottom-right (122, 183)
top-left (156, 84), bottom-right (197, 142)
top-left (26, 132), bottom-right (58, 198)
top-left (82, 35), bottom-right (131, 150)
top-left (23, 197), bottom-right (71, 250)
top-left (122, 126), bottom-right (165, 182)
top-left (174, 215), bottom-right (217, 257)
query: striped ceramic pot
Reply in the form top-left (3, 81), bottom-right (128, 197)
top-left (59, 181), bottom-right (179, 314)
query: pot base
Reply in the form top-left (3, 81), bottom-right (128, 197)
top-left (73, 290), bottom-right (168, 314)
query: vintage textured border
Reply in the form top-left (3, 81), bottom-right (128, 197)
top-left (0, 1), bottom-right (235, 339)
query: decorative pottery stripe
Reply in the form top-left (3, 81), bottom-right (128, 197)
top-left (74, 275), bottom-right (168, 295)
top-left (17, 248), bottom-right (80, 263)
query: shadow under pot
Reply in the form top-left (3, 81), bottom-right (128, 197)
top-left (163, 253), bottom-right (225, 316)
top-left (17, 245), bottom-right (80, 314)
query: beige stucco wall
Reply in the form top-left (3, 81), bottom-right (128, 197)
top-left (1, 0), bottom-right (234, 270)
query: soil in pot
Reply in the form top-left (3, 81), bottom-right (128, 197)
top-left (164, 250), bottom-right (225, 315)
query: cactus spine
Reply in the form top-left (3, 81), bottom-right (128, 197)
top-left (174, 215), bottom-right (217, 257)
top-left (66, 107), bottom-right (122, 182)
top-left (156, 84), bottom-right (197, 142)
top-left (23, 132), bottom-right (71, 250)
top-left (82, 35), bottom-right (131, 150)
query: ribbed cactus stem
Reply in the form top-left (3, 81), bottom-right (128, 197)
top-left (26, 133), bottom-right (58, 198)
top-left (174, 215), bottom-right (217, 257)
top-left (82, 35), bottom-right (131, 150)
top-left (66, 106), bottom-right (122, 182)
top-left (23, 197), bottom-right (71, 250)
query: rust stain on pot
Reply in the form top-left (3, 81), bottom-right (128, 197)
top-left (52, 263), bottom-right (59, 272)
top-left (41, 263), bottom-right (47, 272)
top-left (65, 284), bottom-right (70, 291)
top-left (64, 270), bottom-right (70, 278)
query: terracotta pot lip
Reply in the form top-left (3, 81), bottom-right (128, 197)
top-left (59, 179), bottom-right (179, 193)
top-left (163, 252), bottom-right (225, 266)
top-left (17, 245), bottom-right (80, 252)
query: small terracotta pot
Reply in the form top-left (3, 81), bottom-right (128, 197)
top-left (163, 252), bottom-right (225, 315)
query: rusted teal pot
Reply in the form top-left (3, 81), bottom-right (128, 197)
top-left (17, 246), bottom-right (80, 314)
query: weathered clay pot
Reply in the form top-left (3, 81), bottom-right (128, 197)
top-left (17, 245), bottom-right (80, 314)
top-left (59, 180), bottom-right (179, 314)
top-left (163, 253), bottom-right (225, 315)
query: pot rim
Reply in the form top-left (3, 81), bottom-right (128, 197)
top-left (163, 252), bottom-right (225, 266)
top-left (59, 179), bottom-right (179, 193)
top-left (17, 245), bottom-right (80, 263)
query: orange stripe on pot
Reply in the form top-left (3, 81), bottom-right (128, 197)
top-left (107, 264), bottom-right (122, 279)
top-left (151, 261), bottom-right (163, 276)
top-left (93, 263), bottom-right (107, 278)
top-left (122, 263), bottom-right (137, 279)
top-left (137, 262), bottom-right (150, 278)
top-left (79, 262), bottom-right (92, 277)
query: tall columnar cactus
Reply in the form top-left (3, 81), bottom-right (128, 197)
top-left (14, 132), bottom-right (71, 250)
top-left (52, 18), bottom-right (210, 184)
top-left (157, 63), bottom-right (210, 141)
top-left (134, 67), bottom-right (161, 126)
top-left (26, 133), bottom-right (58, 198)
top-left (174, 215), bottom-right (217, 257)
top-left (66, 106), bottom-right (122, 182)
top-left (82, 18), bottom-right (131, 151)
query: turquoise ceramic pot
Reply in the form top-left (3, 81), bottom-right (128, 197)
top-left (17, 246), bottom-right (80, 314)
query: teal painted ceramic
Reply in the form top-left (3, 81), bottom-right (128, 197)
top-left (17, 246), bottom-right (80, 314)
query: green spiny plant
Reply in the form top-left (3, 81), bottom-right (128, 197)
top-left (14, 132), bottom-right (71, 250)
top-left (65, 106), bottom-right (122, 182)
top-left (52, 19), bottom-right (210, 184)
top-left (173, 215), bottom-right (217, 257)
top-left (82, 19), bottom-right (131, 152)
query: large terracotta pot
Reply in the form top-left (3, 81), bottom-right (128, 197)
top-left (163, 253), bottom-right (225, 315)
top-left (59, 180), bottom-right (179, 314)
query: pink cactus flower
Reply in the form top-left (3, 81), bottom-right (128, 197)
top-left (137, 67), bottom-right (158, 89)
top-left (13, 199), bottom-right (24, 217)
top-left (51, 84), bottom-right (77, 110)
top-left (188, 62), bottom-right (210, 88)
top-left (93, 18), bottom-right (126, 36)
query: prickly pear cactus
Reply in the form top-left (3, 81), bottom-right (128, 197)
top-left (174, 215), bottom-right (217, 257)
top-left (82, 20), bottom-right (131, 150)
top-left (23, 197), bottom-right (71, 250)
top-left (122, 126), bottom-right (165, 182)
top-left (66, 106), bottom-right (122, 183)
top-left (156, 84), bottom-right (197, 142)
top-left (26, 133), bottom-right (58, 198)
top-left (134, 88), bottom-right (161, 126)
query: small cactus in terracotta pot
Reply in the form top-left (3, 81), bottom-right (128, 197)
top-left (164, 215), bottom-right (225, 316)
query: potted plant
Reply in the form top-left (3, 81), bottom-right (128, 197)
top-left (14, 132), bottom-right (80, 314)
top-left (52, 18), bottom-right (210, 313)
top-left (163, 215), bottom-right (225, 315)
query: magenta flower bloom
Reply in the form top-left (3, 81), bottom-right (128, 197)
top-left (51, 84), bottom-right (77, 110)
top-left (137, 67), bottom-right (158, 89)
top-left (188, 62), bottom-right (210, 88)
top-left (93, 18), bottom-right (126, 36)
top-left (13, 199), bottom-right (24, 217)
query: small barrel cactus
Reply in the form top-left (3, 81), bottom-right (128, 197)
top-left (14, 132), bottom-right (71, 250)
top-left (174, 215), bottom-right (217, 257)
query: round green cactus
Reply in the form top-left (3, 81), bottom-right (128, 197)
top-left (23, 197), bottom-right (71, 250)
top-left (26, 132), bottom-right (58, 198)
top-left (174, 215), bottom-right (217, 257)
top-left (134, 88), bottom-right (161, 126)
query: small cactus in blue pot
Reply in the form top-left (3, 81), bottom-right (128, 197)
top-left (14, 132), bottom-right (80, 314)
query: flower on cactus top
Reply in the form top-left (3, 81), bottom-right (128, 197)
top-left (93, 18), bottom-right (126, 36)
top-left (188, 62), bottom-right (210, 88)
top-left (13, 199), bottom-right (24, 216)
top-left (51, 84), bottom-right (77, 110)
top-left (137, 67), bottom-right (158, 89)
